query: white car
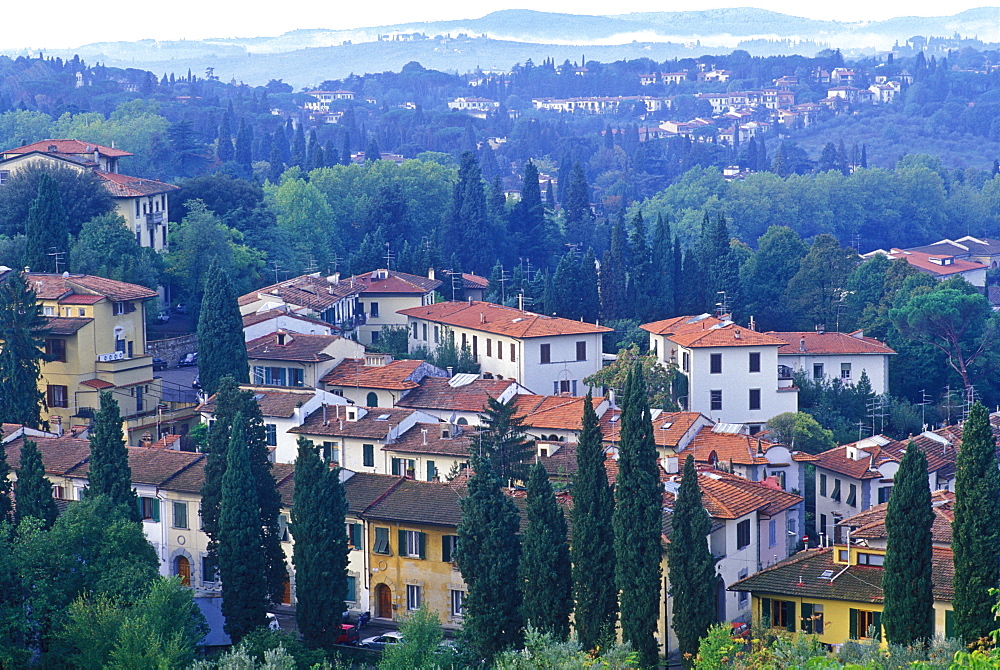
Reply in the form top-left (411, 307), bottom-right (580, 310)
top-left (266, 612), bottom-right (280, 631)
top-left (361, 631), bottom-right (403, 650)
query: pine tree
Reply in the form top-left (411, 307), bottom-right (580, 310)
top-left (88, 391), bottom-right (140, 521)
top-left (23, 173), bottom-right (69, 272)
top-left (627, 211), bottom-right (655, 322)
top-left (365, 136), bottom-right (380, 162)
top-left (520, 461), bottom-right (572, 639)
top-left (563, 163), bottom-right (594, 248)
top-left (443, 152), bottom-right (495, 274)
top-left (510, 161), bottom-right (545, 264)
top-left (882, 443), bottom-right (934, 645)
top-left (0, 272), bottom-right (46, 428)
top-left (478, 396), bottom-right (534, 483)
top-left (952, 402), bottom-right (1000, 643)
top-left (613, 361), bottom-right (663, 668)
top-left (571, 393), bottom-right (617, 651)
top-left (197, 263), bottom-right (249, 397)
top-left (218, 413), bottom-right (268, 642)
top-left (14, 439), bottom-right (57, 528)
top-left (600, 215), bottom-right (628, 321)
top-left (668, 454), bottom-right (715, 663)
top-left (457, 455), bottom-right (522, 664)
top-left (292, 437), bottom-right (349, 649)
top-left (579, 248), bottom-right (599, 324)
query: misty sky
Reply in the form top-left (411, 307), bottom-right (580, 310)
top-left (3, 0), bottom-right (995, 50)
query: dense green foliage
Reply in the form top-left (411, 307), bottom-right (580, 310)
top-left (23, 172), bottom-right (69, 272)
top-left (0, 271), bottom-right (46, 427)
top-left (87, 392), bottom-right (140, 522)
top-left (477, 395), bottom-right (535, 483)
top-left (70, 213), bottom-right (161, 289)
top-left (882, 444), bottom-right (934, 645)
top-left (197, 262), bottom-right (250, 395)
top-left (14, 439), bottom-right (58, 528)
top-left (378, 607), bottom-right (445, 670)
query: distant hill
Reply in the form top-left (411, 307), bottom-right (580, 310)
top-left (14, 7), bottom-right (998, 87)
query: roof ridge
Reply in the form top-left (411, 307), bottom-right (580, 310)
top-left (360, 476), bottom-right (407, 516)
top-left (158, 453), bottom-right (207, 489)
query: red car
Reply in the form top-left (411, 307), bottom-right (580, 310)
top-left (333, 624), bottom-right (360, 645)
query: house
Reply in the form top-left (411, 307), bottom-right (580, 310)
top-left (320, 355), bottom-right (447, 408)
top-left (339, 269), bottom-right (441, 347)
top-left (836, 489), bottom-right (955, 550)
top-left (242, 308), bottom-right (334, 341)
top-left (642, 314), bottom-right (798, 429)
top-left (662, 72), bottom-right (688, 85)
top-left (238, 272), bottom-right (363, 335)
top-left (395, 375), bottom-right (531, 426)
top-left (766, 330), bottom-right (895, 395)
top-left (867, 248), bottom-right (987, 287)
top-left (440, 272), bottom-right (489, 302)
top-left (247, 331), bottom-right (365, 389)
top-left (0, 140), bottom-right (179, 251)
top-left (197, 385), bottom-right (348, 464)
top-left (381, 421), bottom-right (475, 483)
top-left (303, 90), bottom-right (355, 112)
top-left (729, 544), bottom-right (956, 646)
top-left (513, 394), bottom-right (611, 443)
top-left (447, 97), bottom-right (499, 118)
top-left (399, 301), bottom-right (611, 395)
top-left (906, 236), bottom-right (1000, 270)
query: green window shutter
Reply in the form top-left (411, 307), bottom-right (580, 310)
top-left (761, 598), bottom-right (771, 627)
top-left (442, 535), bottom-right (452, 563)
top-left (801, 603), bottom-right (813, 634)
top-left (945, 609), bottom-right (955, 639)
top-left (427, 460), bottom-right (436, 481)
top-left (873, 611), bottom-right (882, 641)
top-left (399, 529), bottom-right (407, 556)
top-left (137, 497), bottom-right (144, 518)
top-left (151, 499), bottom-right (160, 522)
top-left (849, 608), bottom-right (858, 639)
top-left (418, 532), bottom-right (426, 559)
top-left (346, 575), bottom-right (357, 602)
top-left (785, 601), bottom-right (795, 632)
top-left (351, 523), bottom-right (362, 549)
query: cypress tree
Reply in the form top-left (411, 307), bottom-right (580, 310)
top-left (0, 272), bottom-right (46, 428)
top-left (0, 440), bottom-right (10, 525)
top-left (457, 455), bottom-right (522, 665)
top-left (24, 173), bottom-right (69, 271)
top-left (520, 461), bottom-right (572, 640)
top-left (196, 263), bottom-right (249, 397)
top-left (882, 443), bottom-right (934, 644)
top-left (291, 124), bottom-right (306, 166)
top-left (650, 213), bottom-right (676, 319)
top-left (14, 439), bottom-right (57, 528)
top-left (292, 436), bottom-right (349, 649)
top-left (364, 136), bottom-right (380, 162)
top-left (571, 393), bottom-right (617, 651)
top-left (668, 454), bottom-right (715, 663)
top-left (952, 402), bottom-right (1000, 643)
top-left (340, 130), bottom-right (352, 165)
top-left (510, 161), bottom-right (545, 263)
top-left (478, 395), bottom-right (534, 484)
top-left (579, 248), bottom-right (599, 324)
top-left (600, 215), bottom-right (627, 321)
top-left (235, 119), bottom-right (253, 167)
top-left (88, 391), bottom-right (140, 522)
top-left (217, 112), bottom-right (235, 162)
top-left (563, 163), bottom-right (594, 248)
top-left (627, 211), bottom-right (655, 322)
top-left (218, 413), bottom-right (268, 642)
top-left (613, 361), bottom-right (663, 668)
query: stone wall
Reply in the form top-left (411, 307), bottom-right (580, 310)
top-left (146, 334), bottom-right (197, 366)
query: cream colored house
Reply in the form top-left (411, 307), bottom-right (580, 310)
top-left (321, 355), bottom-right (447, 408)
top-left (340, 269), bottom-right (441, 347)
top-left (247, 331), bottom-right (365, 390)
top-left (238, 273), bottom-right (363, 336)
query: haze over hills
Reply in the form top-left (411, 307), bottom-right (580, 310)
top-left (11, 7), bottom-right (998, 87)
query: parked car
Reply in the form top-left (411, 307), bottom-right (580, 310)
top-left (172, 304), bottom-right (188, 314)
top-left (333, 624), bottom-right (360, 646)
top-left (266, 613), bottom-right (280, 631)
top-left (152, 357), bottom-right (168, 371)
top-left (155, 311), bottom-right (170, 324)
top-left (731, 621), bottom-right (750, 642)
top-left (178, 352), bottom-right (198, 367)
top-left (361, 632), bottom-right (403, 650)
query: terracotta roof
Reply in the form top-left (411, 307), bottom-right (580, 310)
top-left (663, 468), bottom-right (797, 520)
top-left (273, 463), bottom-right (295, 506)
top-left (95, 171), bottom-right (179, 197)
top-left (321, 358), bottom-right (425, 391)
top-left (246, 331), bottom-right (340, 363)
top-left (768, 331), bottom-right (896, 356)
top-left (343, 472), bottom-right (405, 515)
top-left (289, 407), bottom-right (416, 440)
top-left (839, 490), bottom-right (954, 545)
top-left (385, 423), bottom-right (475, 457)
top-left (460, 273), bottom-right (489, 289)
top-left (27, 273), bottom-right (158, 302)
top-left (513, 394), bottom-right (604, 431)
top-left (58, 294), bottom-right (104, 305)
top-left (341, 269), bottom-right (441, 295)
top-left (242, 309), bottom-right (331, 330)
top-left (198, 386), bottom-right (318, 419)
top-left (241, 273), bottom-right (362, 311)
top-left (3, 139), bottom-right (133, 157)
top-left (601, 410), bottom-right (704, 448)
top-left (641, 314), bottom-right (725, 336)
top-left (671, 322), bottom-right (786, 348)
top-left (538, 442), bottom-right (578, 479)
top-left (398, 301), bottom-right (611, 338)
top-left (683, 426), bottom-right (784, 466)
top-left (364, 478), bottom-right (465, 527)
top-left (396, 377), bottom-right (518, 413)
top-left (812, 437), bottom-right (899, 479)
top-left (882, 249), bottom-right (986, 276)
top-left (64, 446), bottom-right (204, 486)
top-left (729, 546), bottom-right (956, 604)
top-left (44, 316), bottom-right (93, 335)
top-left (5, 435), bottom-right (93, 476)
top-left (908, 237), bottom-right (1000, 257)
top-left (80, 379), bottom-right (116, 390)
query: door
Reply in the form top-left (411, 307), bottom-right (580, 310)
top-left (175, 556), bottom-right (190, 587)
top-left (376, 583), bottom-right (392, 619)
top-left (281, 573), bottom-right (292, 604)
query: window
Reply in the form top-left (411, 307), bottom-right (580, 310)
top-left (749, 389), bottom-right (761, 411)
top-left (370, 302), bottom-right (379, 318)
top-left (78, 308), bottom-right (85, 317)
top-left (278, 513), bottom-right (290, 541)
top-left (820, 514), bottom-right (827, 539)
top-left (850, 608), bottom-right (881, 640)
top-left (139, 496), bottom-right (160, 522)
top-left (472, 335), bottom-right (478, 357)
top-left (738, 569), bottom-right (749, 606)
top-left (322, 442), bottom-right (340, 465)
top-left (737, 519), bottom-right (751, 550)
top-left (422, 323), bottom-right (427, 341)
top-left (391, 458), bottom-right (414, 477)
top-left (749, 352), bottom-right (760, 373)
top-left (371, 330), bottom-right (380, 345)
top-left (682, 351), bottom-right (690, 372)
top-left (831, 478), bottom-right (842, 502)
top-left (45, 338), bottom-right (67, 363)
top-left (0, 170), bottom-right (9, 185)
top-left (202, 556), bottom-right (219, 583)
top-left (46, 385), bottom-right (68, 408)
top-left (461, 333), bottom-right (467, 349)
top-left (769, 519), bottom-right (777, 547)
top-left (841, 362), bottom-right (852, 380)
top-left (51, 485), bottom-right (65, 499)
top-left (442, 534), bottom-right (459, 562)
top-left (43, 305), bottom-right (55, 316)
top-left (406, 584), bottom-right (422, 610)
top-left (838, 549), bottom-right (849, 562)
top-left (363, 444), bottom-right (375, 467)
top-left (710, 390), bottom-right (722, 411)
top-left (819, 473), bottom-right (827, 497)
top-left (813, 363), bottom-right (824, 379)
top-left (857, 552), bottom-right (885, 566)
top-left (486, 339), bottom-right (492, 357)
top-left (710, 353), bottom-right (722, 374)
top-left (497, 339), bottom-right (503, 360)
top-left (576, 341), bottom-right (587, 361)
top-left (289, 368), bottom-right (304, 387)
top-left (347, 522), bottom-right (363, 549)
top-left (847, 483), bottom-right (857, 507)
top-left (762, 598), bottom-right (795, 631)
top-left (434, 326), bottom-right (440, 343)
top-left (366, 392), bottom-right (379, 407)
top-left (265, 424), bottom-right (277, 447)
top-left (401, 530), bottom-right (426, 558)
top-left (510, 344), bottom-right (516, 362)
top-left (801, 603), bottom-right (824, 634)
top-left (374, 527), bottom-right (390, 554)
top-left (540, 343), bottom-right (551, 364)
top-left (112, 301), bottom-right (134, 315)
top-left (346, 575), bottom-right (357, 602)
top-left (878, 486), bottom-right (892, 504)
top-left (172, 501), bottom-right (188, 529)
top-left (450, 590), bottom-right (465, 617)
top-left (411, 322), bottom-right (418, 339)
top-left (426, 460), bottom-right (437, 481)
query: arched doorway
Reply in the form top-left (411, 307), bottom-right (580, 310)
top-left (715, 576), bottom-right (727, 622)
top-left (175, 556), bottom-right (190, 587)
top-left (374, 583), bottom-right (392, 619)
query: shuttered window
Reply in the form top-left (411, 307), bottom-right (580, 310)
top-left (374, 527), bottom-right (390, 554)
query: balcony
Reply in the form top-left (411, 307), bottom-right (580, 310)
top-left (145, 211), bottom-right (164, 225)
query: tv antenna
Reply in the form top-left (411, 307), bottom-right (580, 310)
top-left (47, 247), bottom-right (65, 274)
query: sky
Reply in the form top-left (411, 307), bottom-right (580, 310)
top-left (3, 0), bottom-right (996, 50)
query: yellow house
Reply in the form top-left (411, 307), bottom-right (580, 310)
top-left (729, 544), bottom-right (957, 646)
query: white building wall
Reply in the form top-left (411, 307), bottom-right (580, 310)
top-left (359, 293), bottom-right (433, 346)
top-left (779, 353), bottom-right (891, 395)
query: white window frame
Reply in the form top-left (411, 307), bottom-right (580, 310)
top-left (406, 584), bottom-right (421, 610)
top-left (450, 589), bottom-right (465, 617)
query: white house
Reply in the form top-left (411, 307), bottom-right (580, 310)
top-left (239, 273), bottom-right (363, 334)
top-left (867, 248), bottom-right (988, 287)
top-left (320, 354), bottom-right (448, 408)
top-left (766, 330), bottom-right (895, 395)
top-left (247, 331), bottom-right (365, 390)
top-left (243, 308), bottom-right (334, 342)
top-left (340, 269), bottom-right (441, 347)
top-left (395, 376), bottom-right (531, 426)
top-left (398, 301), bottom-right (611, 396)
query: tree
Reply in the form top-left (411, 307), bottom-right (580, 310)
top-left (87, 392), bottom-right (140, 522)
top-left (0, 164), bottom-right (114, 239)
top-left (0, 440), bottom-right (9, 525)
top-left (457, 455), bottom-right (523, 664)
top-left (378, 607), bottom-right (445, 670)
top-left (477, 395), bottom-right (534, 483)
top-left (23, 172), bottom-right (69, 272)
top-left (600, 216), bottom-right (628, 321)
top-left (218, 413), bottom-right (268, 642)
top-left (585, 344), bottom-right (677, 410)
top-left (563, 163), bottom-right (594, 248)
top-left (952, 402), bottom-right (1000, 643)
top-left (765, 412), bottom-right (836, 454)
top-left (740, 226), bottom-right (807, 331)
top-left (571, 393), bottom-right (617, 651)
top-left (520, 462), bottom-right (572, 640)
top-left (784, 235), bottom-right (859, 330)
top-left (509, 161), bottom-right (546, 265)
top-left (292, 437), bottom-right (349, 649)
top-left (613, 361), bottom-right (663, 668)
top-left (0, 271), bottom-right (46, 428)
top-left (668, 454), bottom-right (715, 664)
top-left (70, 214), bottom-right (161, 290)
top-left (217, 112), bottom-right (235, 163)
top-left (197, 263), bottom-right (250, 396)
top-left (882, 443), bottom-right (934, 645)
top-left (442, 152), bottom-right (496, 274)
top-left (14, 439), bottom-right (57, 528)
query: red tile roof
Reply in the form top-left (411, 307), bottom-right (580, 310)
top-left (44, 317), bottom-right (93, 335)
top-left (840, 490), bottom-right (954, 544)
top-left (812, 437), bottom-right (898, 479)
top-left (240, 274), bottom-right (362, 311)
top-left (683, 426), bottom-right (784, 466)
top-left (58, 294), bottom-right (104, 305)
top-left (246, 331), bottom-right (341, 363)
top-left (321, 358), bottom-right (425, 391)
top-left (641, 314), bottom-right (725, 336)
top-left (663, 468), bottom-right (801, 519)
top-left (768, 331), bottom-right (896, 356)
top-left (513, 394), bottom-right (604, 431)
top-left (398, 301), bottom-right (611, 338)
top-left (396, 377), bottom-right (519, 413)
top-left (242, 309), bottom-right (331, 330)
top-left (882, 248), bottom-right (986, 276)
top-left (642, 314), bottom-right (785, 347)
top-left (95, 171), bottom-right (179, 197)
top-left (198, 386), bottom-right (319, 419)
top-left (80, 379), bottom-right (115, 390)
top-left (5, 436), bottom-right (93, 476)
top-left (341, 269), bottom-right (441, 295)
top-left (3, 139), bottom-right (133, 157)
top-left (289, 407), bottom-right (416, 439)
top-left (386, 423), bottom-right (475, 457)
top-left (601, 410), bottom-right (704, 448)
top-left (27, 273), bottom-right (158, 302)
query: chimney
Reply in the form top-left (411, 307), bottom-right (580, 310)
top-left (428, 267), bottom-right (435, 281)
top-left (421, 428), bottom-right (428, 445)
top-left (322, 403), bottom-right (328, 426)
top-left (328, 272), bottom-right (341, 283)
top-left (50, 415), bottom-right (63, 437)
top-left (447, 366), bottom-right (453, 377)
top-left (799, 337), bottom-right (806, 352)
